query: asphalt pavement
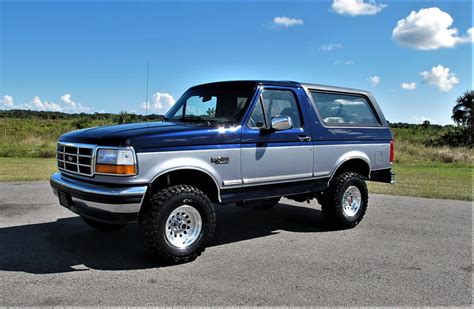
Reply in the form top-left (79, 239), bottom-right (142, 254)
top-left (0, 181), bottom-right (471, 306)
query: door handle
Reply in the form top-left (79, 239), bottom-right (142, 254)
top-left (298, 135), bottom-right (312, 142)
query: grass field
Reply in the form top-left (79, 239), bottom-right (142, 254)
top-left (368, 162), bottom-right (472, 201)
top-left (0, 157), bottom-right (58, 182)
top-left (0, 116), bottom-right (471, 201)
top-left (1, 157), bottom-right (471, 201)
top-left (0, 118), bottom-right (113, 157)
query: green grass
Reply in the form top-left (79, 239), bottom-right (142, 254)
top-left (0, 118), bottom-right (114, 157)
top-left (368, 162), bottom-right (472, 201)
top-left (0, 117), bottom-right (472, 201)
top-left (0, 157), bottom-right (471, 201)
top-left (0, 157), bottom-right (57, 181)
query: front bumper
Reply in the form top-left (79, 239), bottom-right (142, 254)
top-left (50, 172), bottom-right (147, 224)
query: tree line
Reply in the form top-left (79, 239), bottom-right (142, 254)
top-left (0, 109), bottom-right (163, 122)
top-left (1, 90), bottom-right (471, 148)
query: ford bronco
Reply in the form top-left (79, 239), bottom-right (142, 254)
top-left (50, 80), bottom-right (394, 263)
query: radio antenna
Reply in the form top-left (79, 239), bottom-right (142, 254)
top-left (145, 61), bottom-right (150, 127)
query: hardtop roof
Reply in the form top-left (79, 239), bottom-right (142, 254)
top-left (190, 80), bottom-right (371, 95)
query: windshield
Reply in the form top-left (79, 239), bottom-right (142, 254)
top-left (165, 85), bottom-right (255, 125)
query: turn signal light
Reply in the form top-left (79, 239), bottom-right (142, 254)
top-left (95, 164), bottom-right (136, 175)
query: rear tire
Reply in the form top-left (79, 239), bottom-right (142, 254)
top-left (81, 216), bottom-right (126, 231)
top-left (138, 185), bottom-right (216, 264)
top-left (321, 172), bottom-right (368, 229)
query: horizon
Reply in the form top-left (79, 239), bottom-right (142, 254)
top-left (1, 0), bottom-right (472, 125)
top-left (0, 106), bottom-right (461, 126)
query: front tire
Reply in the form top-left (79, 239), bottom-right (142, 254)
top-left (81, 216), bottom-right (126, 231)
top-left (321, 172), bottom-right (368, 229)
top-left (138, 185), bottom-right (216, 264)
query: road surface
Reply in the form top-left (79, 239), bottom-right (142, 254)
top-left (0, 181), bottom-right (471, 306)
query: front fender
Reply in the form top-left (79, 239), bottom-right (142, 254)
top-left (136, 148), bottom-right (241, 189)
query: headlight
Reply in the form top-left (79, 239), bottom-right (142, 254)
top-left (95, 148), bottom-right (137, 175)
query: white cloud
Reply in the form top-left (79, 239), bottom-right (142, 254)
top-left (401, 82), bottom-right (417, 90)
top-left (2, 95), bottom-right (14, 108)
top-left (392, 7), bottom-right (473, 50)
top-left (368, 76), bottom-right (380, 86)
top-left (60, 93), bottom-right (90, 113)
top-left (332, 0), bottom-right (387, 16)
top-left (1, 94), bottom-right (93, 113)
top-left (272, 16), bottom-right (304, 28)
top-left (467, 27), bottom-right (474, 42)
top-left (411, 116), bottom-right (435, 124)
top-left (420, 65), bottom-right (459, 92)
top-left (321, 43), bottom-right (343, 52)
top-left (334, 98), bottom-right (365, 105)
top-left (142, 91), bottom-right (175, 114)
top-left (30, 96), bottom-right (63, 112)
top-left (333, 60), bottom-right (354, 65)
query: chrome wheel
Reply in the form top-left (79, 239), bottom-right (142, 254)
top-left (165, 205), bottom-right (202, 249)
top-left (342, 185), bottom-right (362, 217)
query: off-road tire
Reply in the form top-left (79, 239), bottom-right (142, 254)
top-left (321, 171), bottom-right (368, 229)
top-left (81, 216), bottom-right (126, 231)
top-left (138, 185), bottom-right (216, 264)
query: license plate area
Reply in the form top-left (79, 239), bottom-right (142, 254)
top-left (58, 191), bottom-right (73, 207)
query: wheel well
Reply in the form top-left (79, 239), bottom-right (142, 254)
top-left (332, 159), bottom-right (370, 179)
top-left (150, 169), bottom-right (220, 203)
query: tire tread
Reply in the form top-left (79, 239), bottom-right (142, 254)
top-left (138, 185), bottom-right (216, 264)
top-left (321, 171), bottom-right (368, 229)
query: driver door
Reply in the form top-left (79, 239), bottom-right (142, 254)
top-left (240, 87), bottom-right (314, 195)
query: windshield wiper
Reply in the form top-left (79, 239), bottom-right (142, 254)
top-left (180, 116), bottom-right (215, 126)
top-left (171, 116), bottom-right (233, 126)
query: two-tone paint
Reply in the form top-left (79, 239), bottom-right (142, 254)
top-left (51, 80), bottom-right (394, 222)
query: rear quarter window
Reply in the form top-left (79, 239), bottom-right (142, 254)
top-left (310, 91), bottom-right (380, 126)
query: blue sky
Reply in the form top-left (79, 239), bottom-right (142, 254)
top-left (1, 0), bottom-right (472, 124)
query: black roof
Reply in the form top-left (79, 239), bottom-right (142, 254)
top-left (190, 80), bottom-right (301, 89)
top-left (190, 80), bottom-right (369, 94)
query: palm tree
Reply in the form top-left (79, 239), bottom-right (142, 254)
top-left (206, 107), bottom-right (216, 118)
top-left (451, 90), bottom-right (472, 129)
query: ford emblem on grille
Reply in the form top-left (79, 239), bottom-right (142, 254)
top-left (57, 143), bottom-right (94, 177)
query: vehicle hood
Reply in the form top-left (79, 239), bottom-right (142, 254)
top-left (59, 121), bottom-right (241, 152)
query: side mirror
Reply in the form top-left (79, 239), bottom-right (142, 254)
top-left (271, 115), bottom-right (293, 131)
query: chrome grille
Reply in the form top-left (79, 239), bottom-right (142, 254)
top-left (57, 143), bottom-right (94, 176)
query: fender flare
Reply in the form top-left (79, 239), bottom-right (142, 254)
top-left (150, 166), bottom-right (222, 203)
top-left (328, 151), bottom-right (371, 185)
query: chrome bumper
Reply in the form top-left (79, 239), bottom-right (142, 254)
top-left (50, 172), bottom-right (147, 223)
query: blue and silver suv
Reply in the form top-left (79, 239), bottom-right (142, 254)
top-left (50, 80), bottom-right (395, 263)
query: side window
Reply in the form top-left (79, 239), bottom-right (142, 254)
top-left (262, 90), bottom-right (301, 128)
top-left (248, 99), bottom-right (266, 129)
top-left (247, 89), bottom-right (303, 129)
top-left (310, 92), bottom-right (380, 126)
top-left (262, 89), bottom-right (302, 128)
